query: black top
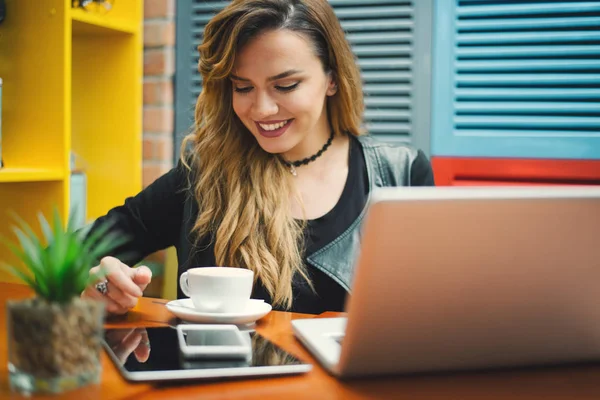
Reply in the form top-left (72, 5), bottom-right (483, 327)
top-left (91, 136), bottom-right (435, 314)
top-left (290, 135), bottom-right (369, 313)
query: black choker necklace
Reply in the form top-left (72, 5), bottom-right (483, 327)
top-left (281, 131), bottom-right (334, 176)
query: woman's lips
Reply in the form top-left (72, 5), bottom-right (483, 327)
top-left (255, 119), bottom-right (293, 138)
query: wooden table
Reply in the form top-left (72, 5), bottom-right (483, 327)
top-left (2, 282), bottom-right (600, 399)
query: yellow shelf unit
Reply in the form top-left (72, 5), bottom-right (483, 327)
top-left (0, 168), bottom-right (65, 183)
top-left (0, 0), bottom-right (143, 282)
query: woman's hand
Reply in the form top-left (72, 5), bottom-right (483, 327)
top-left (81, 256), bottom-right (153, 315)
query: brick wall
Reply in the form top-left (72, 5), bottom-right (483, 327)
top-left (142, 0), bottom-right (176, 296)
top-left (143, 0), bottom-right (175, 187)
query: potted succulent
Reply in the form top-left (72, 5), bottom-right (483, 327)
top-left (1, 208), bottom-right (125, 395)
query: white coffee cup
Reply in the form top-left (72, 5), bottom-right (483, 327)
top-left (179, 267), bottom-right (254, 313)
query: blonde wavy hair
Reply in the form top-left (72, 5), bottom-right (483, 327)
top-left (180, 0), bottom-right (364, 309)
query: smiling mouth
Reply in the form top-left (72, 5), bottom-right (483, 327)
top-left (257, 119), bottom-right (292, 131)
top-left (254, 119), bottom-right (293, 138)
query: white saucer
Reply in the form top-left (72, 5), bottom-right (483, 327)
top-left (165, 299), bottom-right (272, 325)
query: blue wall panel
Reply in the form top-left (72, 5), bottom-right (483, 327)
top-left (431, 0), bottom-right (600, 160)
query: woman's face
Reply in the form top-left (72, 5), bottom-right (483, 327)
top-left (231, 29), bottom-right (336, 157)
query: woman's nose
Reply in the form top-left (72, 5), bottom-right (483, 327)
top-left (251, 91), bottom-right (278, 120)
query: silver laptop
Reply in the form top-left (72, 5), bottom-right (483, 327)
top-left (292, 186), bottom-right (600, 378)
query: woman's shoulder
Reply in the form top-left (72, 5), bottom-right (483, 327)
top-left (354, 134), bottom-right (434, 186)
top-left (354, 134), bottom-right (422, 165)
top-left (176, 151), bottom-right (200, 184)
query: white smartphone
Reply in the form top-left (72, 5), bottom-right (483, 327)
top-left (177, 324), bottom-right (252, 360)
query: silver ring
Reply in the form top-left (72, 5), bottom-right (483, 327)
top-left (95, 280), bottom-right (109, 296)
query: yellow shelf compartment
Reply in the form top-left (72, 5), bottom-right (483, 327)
top-left (0, 0), bottom-right (69, 172)
top-left (71, 8), bottom-right (139, 36)
top-left (71, 3), bottom-right (143, 221)
top-left (0, 168), bottom-right (65, 183)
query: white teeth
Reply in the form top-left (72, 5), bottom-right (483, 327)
top-left (258, 120), bottom-right (288, 131)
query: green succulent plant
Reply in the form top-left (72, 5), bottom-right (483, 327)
top-left (1, 208), bottom-right (127, 303)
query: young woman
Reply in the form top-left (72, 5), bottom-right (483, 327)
top-left (82, 0), bottom-right (434, 316)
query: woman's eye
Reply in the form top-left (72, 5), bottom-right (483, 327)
top-left (276, 82), bottom-right (299, 92)
top-left (234, 86), bottom-right (253, 94)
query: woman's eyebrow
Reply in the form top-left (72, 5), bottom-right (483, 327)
top-left (230, 69), bottom-right (303, 82)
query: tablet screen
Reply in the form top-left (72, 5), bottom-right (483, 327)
top-left (103, 326), bottom-right (310, 380)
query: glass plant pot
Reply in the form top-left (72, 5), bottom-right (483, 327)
top-left (7, 297), bottom-right (104, 395)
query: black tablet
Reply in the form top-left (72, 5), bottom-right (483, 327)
top-left (103, 325), bottom-right (312, 382)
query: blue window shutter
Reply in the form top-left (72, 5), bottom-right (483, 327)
top-left (431, 0), bottom-right (600, 160)
top-left (175, 1), bottom-right (432, 155)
